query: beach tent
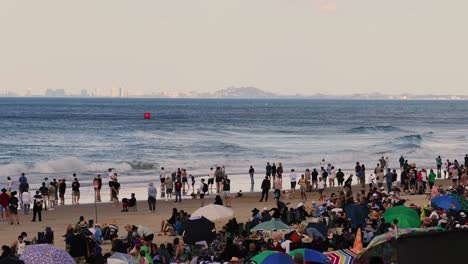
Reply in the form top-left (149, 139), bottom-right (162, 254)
top-left (431, 195), bottom-right (462, 211)
top-left (383, 205), bottom-right (420, 228)
top-left (182, 216), bottom-right (216, 245)
top-left (289, 248), bottom-right (331, 264)
top-left (323, 249), bottom-right (357, 264)
top-left (306, 222), bottom-right (328, 238)
top-left (250, 250), bottom-right (293, 264)
top-left (107, 252), bottom-right (138, 264)
top-left (250, 220), bottom-right (291, 232)
top-left (191, 204), bottom-right (234, 221)
top-left (19, 244), bottom-right (74, 264)
top-left (354, 228), bottom-right (453, 264)
top-left (344, 204), bottom-right (368, 228)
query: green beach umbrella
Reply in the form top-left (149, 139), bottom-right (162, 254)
top-left (250, 250), bottom-right (293, 264)
top-left (383, 206), bottom-right (420, 228)
top-left (250, 220), bottom-right (291, 232)
top-left (289, 248), bottom-right (331, 264)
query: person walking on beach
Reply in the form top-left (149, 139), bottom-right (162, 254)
top-left (93, 174), bottom-right (102, 202)
top-left (71, 177), bottom-right (80, 205)
top-left (148, 182), bottom-right (156, 212)
top-left (208, 167), bottom-right (215, 194)
top-left (32, 191), bottom-right (43, 222)
top-left (6, 177), bottom-right (12, 193)
top-left (277, 163), bottom-right (283, 178)
top-left (48, 182), bottom-right (56, 210)
top-left (174, 178), bottom-right (182, 204)
top-left (259, 176), bottom-right (270, 202)
top-left (111, 178), bottom-right (120, 207)
top-left (289, 169), bottom-right (297, 194)
top-left (317, 177), bottom-right (325, 202)
top-left (436, 156), bottom-right (442, 178)
top-left (249, 165), bottom-right (255, 186)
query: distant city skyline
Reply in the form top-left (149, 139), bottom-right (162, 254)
top-left (1, 1), bottom-right (467, 95)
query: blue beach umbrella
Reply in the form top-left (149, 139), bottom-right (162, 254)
top-left (431, 195), bottom-right (461, 211)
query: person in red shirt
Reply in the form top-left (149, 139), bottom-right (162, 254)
top-left (174, 179), bottom-right (182, 204)
top-left (0, 188), bottom-right (10, 221)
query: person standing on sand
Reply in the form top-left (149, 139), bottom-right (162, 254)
top-left (199, 178), bottom-right (208, 207)
top-left (159, 167), bottom-right (166, 199)
top-left (208, 167), bottom-right (215, 194)
top-left (165, 175), bottom-right (173, 201)
top-left (0, 188), bottom-right (10, 221)
top-left (399, 155), bottom-right (405, 172)
top-left (259, 176), bottom-right (270, 202)
top-left (384, 168), bottom-right (393, 192)
top-left (249, 165), bottom-right (255, 186)
top-left (39, 182), bottom-right (49, 210)
top-left (312, 168), bottom-right (319, 190)
top-left (336, 169), bottom-right (344, 187)
top-left (289, 169), bottom-right (297, 194)
top-left (222, 175), bottom-right (231, 207)
top-left (107, 169), bottom-right (114, 201)
top-left (271, 163), bottom-right (277, 187)
top-left (71, 177), bottom-right (80, 205)
top-left (277, 163), bottom-right (283, 178)
top-left (8, 191), bottom-right (20, 225)
top-left (215, 166), bottom-right (224, 194)
top-left (298, 175), bottom-right (307, 201)
top-left (148, 182), bottom-right (156, 212)
top-left (59, 179), bottom-right (66, 205)
top-left (18, 173), bottom-right (28, 206)
top-left (22, 188), bottom-right (31, 215)
top-left (174, 178), bottom-right (182, 204)
top-left (93, 174), bottom-right (102, 202)
top-left (32, 191), bottom-right (43, 222)
top-left (111, 178), bottom-right (120, 207)
top-left (266, 162), bottom-right (272, 179)
top-left (436, 156), bottom-right (442, 178)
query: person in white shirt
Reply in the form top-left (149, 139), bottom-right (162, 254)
top-left (317, 177), bottom-right (325, 202)
top-left (7, 177), bottom-right (12, 192)
top-left (22, 190), bottom-right (31, 215)
top-left (289, 169), bottom-right (297, 194)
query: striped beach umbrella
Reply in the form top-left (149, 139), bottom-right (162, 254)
top-left (324, 248), bottom-right (357, 264)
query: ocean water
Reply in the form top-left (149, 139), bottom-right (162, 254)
top-left (1, 98), bottom-right (467, 202)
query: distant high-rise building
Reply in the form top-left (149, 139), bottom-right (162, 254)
top-left (80, 89), bottom-right (88, 97)
top-left (111, 87), bottom-right (117, 97)
top-left (45, 89), bottom-right (65, 97)
top-left (119, 87), bottom-right (125, 97)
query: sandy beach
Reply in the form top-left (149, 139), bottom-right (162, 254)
top-left (0, 181), bottom-right (439, 251)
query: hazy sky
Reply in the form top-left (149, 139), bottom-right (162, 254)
top-left (1, 0), bottom-right (467, 95)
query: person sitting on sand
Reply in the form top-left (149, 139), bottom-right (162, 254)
top-left (122, 193), bottom-right (136, 212)
top-left (160, 208), bottom-right (179, 233)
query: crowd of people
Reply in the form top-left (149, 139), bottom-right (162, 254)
top-left (1, 154), bottom-right (467, 263)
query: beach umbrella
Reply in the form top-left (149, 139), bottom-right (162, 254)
top-left (107, 252), bottom-right (138, 264)
top-left (250, 220), bottom-right (291, 232)
top-left (324, 249), bottom-right (357, 264)
top-left (19, 244), bottom-right (74, 264)
top-left (383, 206), bottom-right (420, 228)
top-left (306, 222), bottom-right (328, 238)
top-left (289, 248), bottom-right (330, 264)
top-left (182, 216), bottom-right (216, 245)
top-left (191, 204), bottom-right (234, 221)
top-left (250, 250), bottom-right (293, 264)
top-left (431, 195), bottom-right (462, 211)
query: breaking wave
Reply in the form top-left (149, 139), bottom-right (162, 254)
top-left (346, 125), bottom-right (405, 134)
